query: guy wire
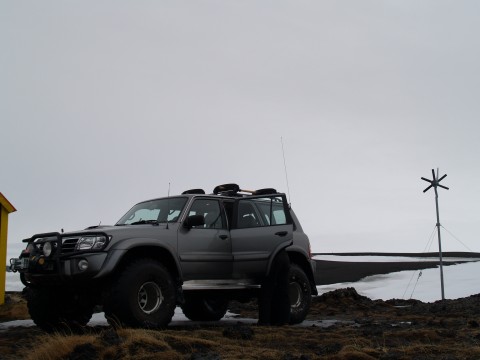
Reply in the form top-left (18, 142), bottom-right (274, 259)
top-left (441, 225), bottom-right (473, 252)
top-left (402, 225), bottom-right (437, 299)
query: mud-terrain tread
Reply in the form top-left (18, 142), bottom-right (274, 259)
top-left (104, 259), bottom-right (176, 328)
top-left (289, 264), bottom-right (312, 324)
top-left (26, 287), bottom-right (93, 332)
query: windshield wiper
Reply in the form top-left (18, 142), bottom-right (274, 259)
top-left (129, 220), bottom-right (160, 226)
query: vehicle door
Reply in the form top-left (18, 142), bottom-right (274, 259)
top-left (177, 198), bottom-right (232, 280)
top-left (230, 194), bottom-right (293, 280)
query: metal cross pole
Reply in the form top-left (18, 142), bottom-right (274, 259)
top-left (421, 168), bottom-right (449, 301)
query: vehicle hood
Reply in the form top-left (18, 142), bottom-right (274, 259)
top-left (62, 224), bottom-right (173, 240)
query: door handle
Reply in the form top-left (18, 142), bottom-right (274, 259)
top-left (219, 235), bottom-right (228, 240)
top-left (275, 231), bottom-right (288, 237)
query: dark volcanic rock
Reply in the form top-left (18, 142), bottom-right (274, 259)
top-left (190, 352), bottom-right (222, 360)
top-left (67, 343), bottom-right (98, 360)
top-left (100, 328), bottom-right (122, 346)
top-left (222, 323), bottom-right (254, 340)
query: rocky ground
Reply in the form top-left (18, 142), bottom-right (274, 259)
top-left (1, 288), bottom-right (480, 360)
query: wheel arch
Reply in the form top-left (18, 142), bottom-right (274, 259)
top-left (113, 246), bottom-right (182, 284)
top-left (287, 250), bottom-right (318, 295)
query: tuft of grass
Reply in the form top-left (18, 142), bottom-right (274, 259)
top-left (25, 334), bottom-right (98, 360)
top-left (0, 293), bottom-right (30, 321)
top-left (334, 348), bottom-right (379, 360)
top-left (21, 329), bottom-right (183, 360)
top-left (113, 328), bottom-right (180, 360)
top-left (11, 324), bottom-right (480, 360)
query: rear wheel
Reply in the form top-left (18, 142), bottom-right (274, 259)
top-left (288, 264), bottom-right (312, 324)
top-left (104, 259), bottom-right (176, 328)
top-left (181, 293), bottom-right (229, 321)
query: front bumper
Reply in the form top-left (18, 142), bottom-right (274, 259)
top-left (9, 231), bottom-right (114, 284)
top-left (10, 252), bottom-right (109, 285)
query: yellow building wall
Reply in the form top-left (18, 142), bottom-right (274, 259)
top-left (0, 207), bottom-right (8, 305)
top-left (0, 193), bottom-right (16, 305)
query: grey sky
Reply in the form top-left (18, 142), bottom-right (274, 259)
top-left (2, 1), bottom-right (479, 259)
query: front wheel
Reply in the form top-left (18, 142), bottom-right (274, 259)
top-left (181, 293), bottom-right (229, 321)
top-left (288, 264), bottom-right (312, 324)
top-left (104, 259), bottom-right (176, 328)
top-left (26, 287), bottom-right (94, 332)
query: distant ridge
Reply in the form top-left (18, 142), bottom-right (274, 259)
top-left (312, 252), bottom-right (480, 285)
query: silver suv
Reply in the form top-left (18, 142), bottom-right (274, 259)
top-left (11, 184), bottom-right (317, 330)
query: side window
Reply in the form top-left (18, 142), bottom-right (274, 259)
top-left (237, 197), bottom-right (288, 228)
top-left (256, 197), bottom-right (288, 225)
top-left (188, 199), bottom-right (225, 229)
top-left (237, 201), bottom-right (261, 228)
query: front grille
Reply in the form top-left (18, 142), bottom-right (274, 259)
top-left (61, 237), bottom-right (79, 254)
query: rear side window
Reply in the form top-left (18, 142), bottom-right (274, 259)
top-left (237, 196), bottom-right (288, 228)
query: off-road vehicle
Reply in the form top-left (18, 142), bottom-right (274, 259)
top-left (10, 184), bottom-right (317, 330)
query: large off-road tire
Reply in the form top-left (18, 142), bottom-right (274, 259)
top-left (26, 287), bottom-right (94, 332)
top-left (181, 293), bottom-right (229, 321)
top-left (104, 259), bottom-right (176, 328)
top-left (288, 264), bottom-right (312, 324)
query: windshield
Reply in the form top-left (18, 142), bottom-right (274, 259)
top-left (116, 197), bottom-right (188, 225)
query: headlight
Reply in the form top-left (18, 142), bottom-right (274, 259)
top-left (43, 242), bottom-right (53, 257)
top-left (75, 235), bottom-right (108, 251)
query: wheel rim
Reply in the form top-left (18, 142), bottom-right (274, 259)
top-left (289, 281), bottom-right (303, 308)
top-left (138, 281), bottom-right (163, 314)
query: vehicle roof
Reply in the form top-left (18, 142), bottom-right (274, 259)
top-left (136, 184), bottom-right (285, 204)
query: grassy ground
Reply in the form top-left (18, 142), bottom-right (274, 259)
top-left (2, 289), bottom-right (480, 359)
top-left (0, 292), bottom-right (29, 321)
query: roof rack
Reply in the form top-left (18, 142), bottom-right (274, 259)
top-left (182, 184), bottom-right (280, 197)
top-left (213, 183), bottom-right (240, 195)
top-left (182, 189), bottom-right (206, 195)
top-left (251, 188), bottom-right (278, 195)
top-left (212, 184), bottom-right (278, 197)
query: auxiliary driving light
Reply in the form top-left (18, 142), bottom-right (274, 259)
top-left (43, 242), bottom-right (53, 257)
top-left (25, 243), bottom-right (35, 255)
top-left (78, 259), bottom-right (89, 271)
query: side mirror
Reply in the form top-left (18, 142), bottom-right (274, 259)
top-left (183, 214), bottom-right (205, 229)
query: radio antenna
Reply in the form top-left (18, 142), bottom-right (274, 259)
top-left (166, 182), bottom-right (171, 229)
top-left (281, 137), bottom-right (292, 204)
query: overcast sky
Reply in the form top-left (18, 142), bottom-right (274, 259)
top-left (2, 1), bottom-right (479, 260)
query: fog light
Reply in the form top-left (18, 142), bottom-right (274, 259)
top-left (78, 259), bottom-right (89, 271)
